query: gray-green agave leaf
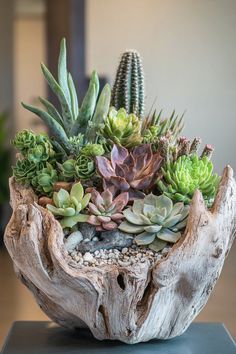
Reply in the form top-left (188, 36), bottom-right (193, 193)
top-left (119, 194), bottom-right (189, 251)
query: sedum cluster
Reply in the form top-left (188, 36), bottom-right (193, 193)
top-left (11, 38), bottom-right (221, 252)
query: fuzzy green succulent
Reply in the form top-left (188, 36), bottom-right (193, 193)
top-left (32, 163), bottom-right (58, 196)
top-left (101, 107), bottom-right (142, 148)
top-left (46, 182), bottom-right (90, 228)
top-left (157, 154), bottom-right (220, 206)
top-left (13, 159), bottom-right (43, 186)
top-left (22, 38), bottom-right (111, 155)
top-left (119, 194), bottom-right (189, 251)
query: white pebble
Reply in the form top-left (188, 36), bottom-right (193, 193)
top-left (122, 248), bottom-right (128, 254)
top-left (83, 252), bottom-right (94, 263)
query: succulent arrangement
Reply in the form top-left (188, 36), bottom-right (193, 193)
top-left (11, 38), bottom-right (220, 253)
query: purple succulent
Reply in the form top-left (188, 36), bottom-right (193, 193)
top-left (96, 144), bottom-right (163, 199)
top-left (87, 188), bottom-right (129, 231)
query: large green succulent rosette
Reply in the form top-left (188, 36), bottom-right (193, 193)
top-left (101, 107), bottom-right (142, 148)
top-left (157, 154), bottom-right (220, 207)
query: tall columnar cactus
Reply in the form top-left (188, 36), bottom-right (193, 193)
top-left (111, 50), bottom-right (145, 118)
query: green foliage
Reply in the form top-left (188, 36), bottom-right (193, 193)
top-left (22, 38), bottom-right (111, 154)
top-left (46, 182), bottom-right (91, 228)
top-left (12, 131), bottom-right (55, 163)
top-left (80, 143), bottom-right (104, 157)
top-left (13, 159), bottom-right (43, 187)
top-left (59, 155), bottom-right (95, 181)
top-left (87, 188), bottom-right (129, 231)
top-left (119, 194), bottom-right (189, 251)
top-left (157, 154), bottom-right (220, 206)
top-left (142, 109), bottom-right (184, 145)
top-left (75, 155), bottom-right (95, 179)
top-left (32, 163), bottom-right (58, 196)
top-left (101, 107), bottom-right (143, 148)
top-left (111, 50), bottom-right (145, 117)
top-left (12, 130), bottom-right (37, 154)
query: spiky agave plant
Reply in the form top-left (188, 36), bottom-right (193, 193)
top-left (22, 38), bottom-right (111, 156)
top-left (111, 50), bottom-right (145, 118)
top-left (142, 109), bottom-right (185, 145)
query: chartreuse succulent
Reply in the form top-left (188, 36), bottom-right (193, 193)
top-left (101, 107), bottom-right (142, 148)
top-left (87, 188), bottom-right (129, 231)
top-left (111, 50), bottom-right (145, 117)
top-left (22, 38), bottom-right (111, 155)
top-left (32, 163), bottom-right (58, 196)
top-left (119, 194), bottom-right (189, 251)
top-left (46, 182), bottom-right (91, 228)
top-left (157, 154), bottom-right (220, 206)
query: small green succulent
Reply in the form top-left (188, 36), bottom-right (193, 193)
top-left (80, 143), bottom-right (104, 157)
top-left (101, 107), bottom-right (143, 148)
top-left (12, 130), bottom-right (37, 154)
top-left (46, 182), bottom-right (91, 228)
top-left (119, 194), bottom-right (189, 251)
top-left (75, 155), bottom-right (95, 179)
top-left (13, 159), bottom-right (43, 186)
top-left (69, 134), bottom-right (84, 155)
top-left (59, 159), bottom-right (77, 180)
top-left (157, 154), bottom-right (220, 206)
top-left (27, 135), bottom-right (55, 163)
top-left (32, 163), bottom-right (58, 196)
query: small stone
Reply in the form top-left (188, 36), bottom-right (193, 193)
top-left (92, 236), bottom-right (99, 242)
top-left (122, 247), bottom-right (128, 254)
top-left (65, 231), bottom-right (83, 252)
top-left (83, 238), bottom-right (90, 243)
top-left (83, 261), bottom-right (88, 266)
top-left (83, 252), bottom-right (94, 263)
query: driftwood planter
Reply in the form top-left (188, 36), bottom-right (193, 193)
top-left (4, 166), bottom-right (236, 344)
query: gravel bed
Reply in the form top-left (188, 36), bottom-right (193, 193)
top-left (68, 244), bottom-right (172, 268)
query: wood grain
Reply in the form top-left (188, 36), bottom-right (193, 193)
top-left (4, 166), bottom-right (236, 343)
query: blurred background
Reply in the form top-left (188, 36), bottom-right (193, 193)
top-left (0, 0), bottom-right (236, 348)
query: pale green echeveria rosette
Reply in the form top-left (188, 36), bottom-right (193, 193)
top-left (119, 194), bottom-right (189, 251)
top-left (31, 162), bottom-right (58, 196)
top-left (101, 107), bottom-right (143, 149)
top-left (46, 182), bottom-right (91, 228)
top-left (157, 154), bottom-right (220, 207)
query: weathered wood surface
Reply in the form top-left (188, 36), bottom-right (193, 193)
top-left (4, 166), bottom-right (236, 344)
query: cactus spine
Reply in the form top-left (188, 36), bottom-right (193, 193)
top-left (111, 50), bottom-right (145, 118)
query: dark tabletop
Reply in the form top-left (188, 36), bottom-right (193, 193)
top-left (1, 321), bottom-right (236, 354)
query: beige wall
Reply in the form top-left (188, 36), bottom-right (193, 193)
top-left (14, 16), bottom-right (46, 132)
top-left (87, 0), bottom-right (236, 173)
